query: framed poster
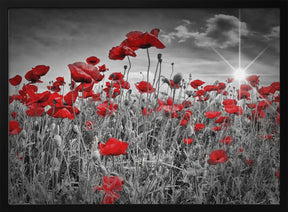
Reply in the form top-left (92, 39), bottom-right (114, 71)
top-left (1, 0), bottom-right (287, 210)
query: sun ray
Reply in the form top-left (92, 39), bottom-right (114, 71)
top-left (238, 9), bottom-right (241, 70)
top-left (211, 47), bottom-right (237, 71)
top-left (243, 46), bottom-right (269, 72)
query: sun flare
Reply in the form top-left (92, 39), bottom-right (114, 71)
top-left (234, 68), bottom-right (246, 81)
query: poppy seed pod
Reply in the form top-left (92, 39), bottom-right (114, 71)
top-left (173, 73), bottom-right (182, 85)
top-left (91, 150), bottom-right (101, 163)
top-left (124, 65), bottom-right (128, 70)
top-left (157, 53), bottom-right (162, 60)
top-left (72, 124), bottom-right (80, 134)
top-left (54, 134), bottom-right (62, 148)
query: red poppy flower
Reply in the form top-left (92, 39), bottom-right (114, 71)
top-left (264, 134), bottom-right (273, 140)
top-left (224, 105), bottom-right (243, 115)
top-left (182, 100), bottom-right (192, 108)
top-left (142, 107), bottom-right (153, 116)
top-left (26, 103), bottom-right (45, 117)
top-left (98, 64), bottom-right (109, 72)
top-left (190, 79), bottom-right (205, 89)
top-left (109, 45), bottom-right (137, 60)
top-left (275, 169), bottom-right (280, 179)
top-left (246, 75), bottom-right (260, 87)
top-left (270, 82), bottom-right (280, 91)
top-left (99, 138), bottom-right (129, 156)
top-left (220, 136), bottom-right (233, 145)
top-left (68, 62), bottom-right (101, 83)
top-left (121, 28), bottom-right (165, 50)
top-left (240, 84), bottom-right (252, 91)
top-left (217, 82), bottom-right (226, 92)
top-left (195, 89), bottom-right (205, 96)
top-left (239, 148), bottom-right (244, 153)
top-left (204, 85), bottom-right (217, 92)
top-left (25, 65), bottom-right (49, 83)
top-left (213, 126), bottom-right (222, 131)
top-left (47, 84), bottom-right (61, 92)
top-left (215, 116), bottom-right (229, 124)
top-left (86, 56), bottom-right (100, 65)
top-left (9, 75), bottom-right (22, 86)
top-left (237, 89), bottom-right (250, 100)
top-left (194, 123), bottom-right (205, 132)
top-left (9, 120), bottom-right (22, 135)
top-left (114, 79), bottom-right (130, 89)
top-left (26, 90), bottom-right (50, 107)
top-left (11, 111), bottom-right (17, 119)
top-left (207, 149), bottom-right (228, 165)
top-left (258, 86), bottom-right (274, 98)
top-left (96, 101), bottom-right (118, 117)
top-left (47, 105), bottom-right (79, 119)
top-left (156, 98), bottom-right (184, 118)
top-left (170, 80), bottom-right (180, 89)
top-left (180, 110), bottom-right (193, 126)
top-left (246, 159), bottom-right (254, 166)
top-left (75, 80), bottom-right (95, 92)
top-left (277, 114), bottom-right (280, 124)
top-left (135, 81), bottom-right (155, 94)
top-left (109, 72), bottom-right (124, 81)
top-left (247, 103), bottom-right (256, 109)
top-left (94, 175), bottom-right (124, 204)
top-left (227, 78), bottom-right (234, 83)
top-left (204, 111), bottom-right (222, 119)
top-left (183, 138), bottom-right (193, 144)
top-left (222, 99), bottom-right (237, 106)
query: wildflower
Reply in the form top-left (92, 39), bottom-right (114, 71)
top-left (247, 103), bottom-right (256, 109)
top-left (220, 136), bottom-right (233, 145)
top-left (170, 80), bottom-right (180, 89)
top-left (204, 85), bottom-right (217, 92)
top-left (180, 110), bottom-right (193, 126)
top-left (94, 176), bottom-right (124, 204)
top-left (227, 78), bottom-right (234, 83)
top-left (190, 79), bottom-right (205, 89)
top-left (99, 138), bottom-right (128, 156)
top-left (194, 123), bottom-right (205, 132)
top-left (246, 75), bottom-right (259, 87)
top-left (204, 111), bottom-right (222, 119)
top-left (275, 169), bottom-right (280, 179)
top-left (183, 138), bottom-right (194, 144)
top-left (109, 45), bottom-right (137, 60)
top-left (222, 99), bottom-right (237, 106)
top-left (121, 28), bottom-right (165, 50)
top-left (108, 72), bottom-right (124, 81)
top-left (142, 107), bottom-right (153, 116)
top-left (207, 149), bottom-right (228, 165)
top-left (86, 56), bottom-right (100, 65)
top-left (11, 111), bottom-right (17, 119)
top-left (96, 101), bottom-right (118, 117)
top-left (9, 120), bottom-right (22, 135)
top-left (264, 134), bottom-right (273, 140)
top-left (25, 65), bottom-right (49, 83)
top-left (68, 62), bottom-right (101, 83)
top-left (215, 116), bottom-right (229, 124)
top-left (9, 75), bottom-right (22, 86)
top-left (224, 105), bottom-right (243, 115)
top-left (26, 103), bottom-right (45, 117)
top-left (213, 126), bottom-right (222, 131)
top-left (246, 159), bottom-right (254, 165)
top-left (270, 82), bottom-right (280, 91)
top-left (135, 81), bottom-right (155, 93)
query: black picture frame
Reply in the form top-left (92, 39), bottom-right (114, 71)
top-left (1, 0), bottom-right (288, 211)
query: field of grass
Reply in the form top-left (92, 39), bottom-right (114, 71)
top-left (8, 28), bottom-right (280, 204)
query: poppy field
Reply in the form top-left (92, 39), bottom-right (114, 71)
top-left (8, 28), bottom-right (280, 204)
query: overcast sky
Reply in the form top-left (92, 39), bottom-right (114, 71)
top-left (8, 8), bottom-right (280, 94)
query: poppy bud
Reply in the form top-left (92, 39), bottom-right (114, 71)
top-left (99, 164), bottom-right (108, 175)
top-left (51, 122), bottom-right (56, 131)
top-left (91, 150), bottom-right (101, 163)
top-left (124, 99), bottom-right (129, 106)
top-left (72, 124), bottom-right (80, 134)
top-left (124, 65), bottom-right (128, 70)
top-left (173, 73), bottom-right (182, 85)
top-left (34, 121), bottom-right (39, 131)
top-left (54, 134), bottom-right (62, 148)
top-left (171, 62), bottom-right (174, 66)
top-left (20, 129), bottom-right (27, 139)
top-left (157, 53), bottom-right (162, 60)
top-left (187, 125), bottom-right (194, 137)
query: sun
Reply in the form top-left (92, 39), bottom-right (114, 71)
top-left (234, 68), bottom-right (246, 81)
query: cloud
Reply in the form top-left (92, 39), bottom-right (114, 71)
top-left (161, 14), bottom-right (250, 49)
top-left (194, 14), bottom-right (249, 48)
top-left (264, 26), bottom-right (279, 40)
top-left (160, 19), bottom-right (197, 44)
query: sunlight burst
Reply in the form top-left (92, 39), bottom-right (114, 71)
top-left (234, 68), bottom-right (246, 81)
